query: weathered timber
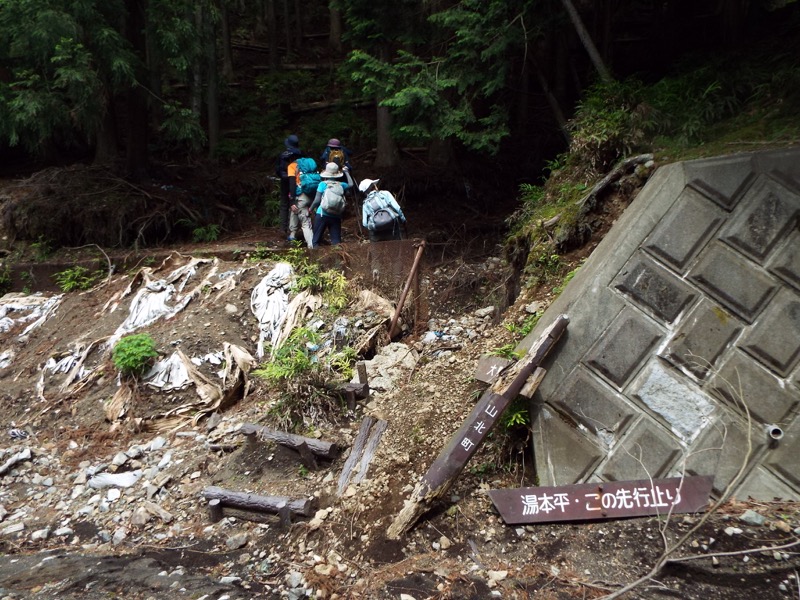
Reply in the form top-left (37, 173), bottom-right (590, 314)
top-left (386, 315), bottom-right (569, 539)
top-left (352, 419), bottom-right (388, 485)
top-left (337, 416), bottom-right (376, 496)
top-left (390, 241), bottom-right (426, 338)
top-left (208, 498), bottom-right (223, 523)
top-left (201, 486), bottom-right (313, 517)
top-left (239, 423), bottom-right (338, 459)
top-left (519, 367), bottom-right (547, 399)
top-left (208, 503), bottom-right (277, 525)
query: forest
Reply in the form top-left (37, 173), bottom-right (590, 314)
top-left (0, 0), bottom-right (799, 254)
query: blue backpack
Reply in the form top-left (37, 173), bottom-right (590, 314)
top-left (296, 157), bottom-right (321, 195)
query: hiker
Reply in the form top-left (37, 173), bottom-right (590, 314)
top-left (287, 156), bottom-right (320, 247)
top-left (275, 134), bottom-right (302, 236)
top-left (359, 178), bottom-right (406, 242)
top-left (320, 137), bottom-right (357, 192)
top-left (310, 162), bottom-right (350, 248)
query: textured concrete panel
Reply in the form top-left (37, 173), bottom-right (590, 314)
top-left (632, 362), bottom-right (716, 442)
top-left (584, 308), bottom-right (662, 388)
top-left (710, 350), bottom-right (798, 424)
top-left (661, 299), bottom-right (742, 380)
top-left (684, 155), bottom-right (755, 210)
top-left (529, 147), bottom-right (800, 501)
top-left (689, 242), bottom-right (776, 323)
top-left (614, 253), bottom-right (696, 323)
top-left (685, 412), bottom-right (764, 497)
top-left (740, 288), bottom-right (800, 377)
top-left (736, 467), bottom-right (800, 502)
top-left (531, 407), bottom-right (604, 487)
top-left (644, 187), bottom-right (726, 272)
top-left (552, 367), bottom-right (636, 448)
top-left (601, 422), bottom-right (681, 482)
top-left (768, 230), bottom-right (800, 292)
top-left (721, 174), bottom-right (800, 262)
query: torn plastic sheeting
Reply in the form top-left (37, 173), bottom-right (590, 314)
top-left (191, 352), bottom-right (224, 366)
top-left (87, 469), bottom-right (143, 489)
top-left (0, 294), bottom-right (64, 338)
top-left (143, 352), bottom-right (192, 391)
top-left (250, 262), bottom-right (295, 358)
top-left (0, 349), bottom-right (14, 369)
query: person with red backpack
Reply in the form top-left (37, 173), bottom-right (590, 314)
top-left (310, 162), bottom-right (350, 248)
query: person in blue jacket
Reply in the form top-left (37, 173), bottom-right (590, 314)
top-left (310, 162), bottom-right (350, 248)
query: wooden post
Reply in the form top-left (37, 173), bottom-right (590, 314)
top-left (389, 241), bottom-right (426, 338)
top-left (277, 501), bottom-right (292, 528)
top-left (243, 429), bottom-right (258, 451)
top-left (386, 315), bottom-right (569, 539)
top-left (357, 361), bottom-right (370, 401)
top-left (208, 498), bottom-right (223, 523)
top-left (297, 441), bottom-right (318, 470)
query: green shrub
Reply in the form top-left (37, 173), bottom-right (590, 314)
top-left (53, 266), bottom-right (102, 292)
top-left (192, 224), bottom-right (221, 243)
top-left (0, 264), bottom-right (11, 295)
top-left (112, 333), bottom-right (159, 377)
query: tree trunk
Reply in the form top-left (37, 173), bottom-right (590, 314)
top-left (374, 43), bottom-right (400, 169)
top-left (125, 0), bottom-right (149, 179)
top-left (93, 99), bottom-right (119, 166)
top-left (207, 14), bottom-right (220, 160)
top-left (266, 0), bottom-right (279, 70)
top-left (219, 0), bottom-right (234, 79)
top-left (282, 0), bottom-right (291, 56)
top-left (560, 0), bottom-right (612, 82)
top-left (427, 137), bottom-right (455, 169)
top-left (329, 2), bottom-right (342, 54)
top-left (191, 5), bottom-right (204, 118)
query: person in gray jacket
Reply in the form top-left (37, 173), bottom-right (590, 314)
top-left (359, 178), bottom-right (406, 242)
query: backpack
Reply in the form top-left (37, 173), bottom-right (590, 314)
top-left (368, 195), bottom-right (396, 231)
top-left (321, 181), bottom-right (346, 215)
top-left (295, 157), bottom-right (321, 196)
top-left (327, 147), bottom-right (346, 169)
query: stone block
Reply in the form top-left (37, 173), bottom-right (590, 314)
top-left (684, 154), bottom-right (755, 210)
top-left (531, 406), bottom-right (604, 487)
top-left (584, 308), bottom-right (662, 389)
top-left (601, 421), bottom-right (681, 482)
top-left (631, 362), bottom-right (716, 443)
top-left (753, 147), bottom-right (800, 191)
top-left (661, 299), bottom-right (742, 380)
top-left (709, 349), bottom-right (798, 424)
top-left (740, 288), bottom-right (800, 377)
top-left (735, 466), bottom-right (800, 502)
top-left (552, 367), bottom-right (636, 448)
top-left (644, 186), bottom-right (727, 273)
top-left (721, 174), bottom-right (800, 263)
top-left (768, 229), bottom-right (800, 292)
top-left (766, 419), bottom-right (800, 488)
top-left (614, 253), bottom-right (697, 324)
top-left (685, 411), bottom-right (763, 497)
top-left (689, 242), bottom-right (776, 323)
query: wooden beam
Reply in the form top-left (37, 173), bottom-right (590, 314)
top-left (240, 423), bottom-right (338, 459)
top-left (201, 486), bottom-right (313, 517)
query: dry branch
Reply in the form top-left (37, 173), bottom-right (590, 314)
top-left (201, 486), bottom-right (313, 517)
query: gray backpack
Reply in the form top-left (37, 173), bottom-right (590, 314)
top-left (368, 195), bottom-right (396, 231)
top-left (321, 181), bottom-right (346, 215)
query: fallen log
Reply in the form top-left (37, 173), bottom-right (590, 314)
top-left (337, 416), bottom-right (376, 496)
top-left (386, 315), bottom-right (569, 539)
top-left (201, 486), bottom-right (313, 517)
top-left (240, 423), bottom-right (338, 460)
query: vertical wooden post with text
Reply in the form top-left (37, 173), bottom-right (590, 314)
top-left (387, 314), bottom-right (569, 539)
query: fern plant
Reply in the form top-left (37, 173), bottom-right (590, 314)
top-left (53, 266), bottom-right (102, 292)
top-left (112, 333), bottom-right (159, 377)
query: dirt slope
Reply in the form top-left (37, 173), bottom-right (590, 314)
top-left (1, 180), bottom-right (799, 599)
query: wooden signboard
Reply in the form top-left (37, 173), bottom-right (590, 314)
top-left (488, 475), bottom-right (714, 524)
top-left (474, 355), bottom-right (513, 384)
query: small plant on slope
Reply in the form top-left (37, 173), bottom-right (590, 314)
top-left (112, 333), bottom-right (159, 377)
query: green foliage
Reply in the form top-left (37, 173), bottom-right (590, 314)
top-left (0, 264), bottom-right (11, 295)
top-left (253, 327), bottom-right (320, 382)
top-left (158, 102), bottom-right (207, 153)
top-left (504, 313), bottom-right (540, 337)
top-left (112, 333), bottom-right (159, 377)
top-left (191, 223), bottom-right (221, 243)
top-left (281, 247), bottom-right (350, 310)
top-left (328, 346), bottom-right (358, 380)
top-left (552, 264), bottom-right (581, 296)
top-left (53, 265), bottom-right (103, 292)
top-left (502, 397), bottom-right (530, 430)
top-left (31, 236), bottom-right (52, 261)
top-left (489, 343), bottom-right (520, 360)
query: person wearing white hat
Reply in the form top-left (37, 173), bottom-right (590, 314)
top-left (359, 178), bottom-right (406, 242)
top-left (309, 162), bottom-right (351, 248)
